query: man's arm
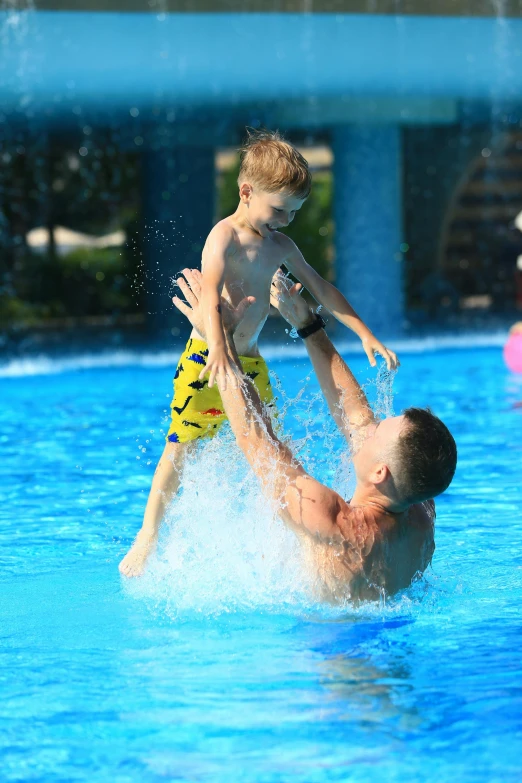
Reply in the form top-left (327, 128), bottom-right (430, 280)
top-left (270, 273), bottom-right (375, 444)
top-left (172, 270), bottom-right (345, 542)
top-left (304, 328), bottom-right (376, 441)
top-left (220, 329), bottom-right (344, 541)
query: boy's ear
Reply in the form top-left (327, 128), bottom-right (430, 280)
top-left (239, 182), bottom-right (253, 203)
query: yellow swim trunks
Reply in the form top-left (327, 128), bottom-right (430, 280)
top-left (166, 338), bottom-right (275, 444)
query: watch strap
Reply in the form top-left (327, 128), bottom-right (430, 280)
top-left (296, 313), bottom-right (326, 339)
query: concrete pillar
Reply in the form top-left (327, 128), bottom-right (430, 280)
top-left (142, 145), bottom-right (215, 335)
top-left (332, 125), bottom-right (404, 337)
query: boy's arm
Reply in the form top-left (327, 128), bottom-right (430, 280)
top-left (198, 223), bottom-right (238, 389)
top-left (282, 239), bottom-right (398, 371)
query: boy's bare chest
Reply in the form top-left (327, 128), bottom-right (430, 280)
top-left (223, 243), bottom-right (282, 302)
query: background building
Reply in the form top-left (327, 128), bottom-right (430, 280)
top-left (1, 1), bottom-right (522, 342)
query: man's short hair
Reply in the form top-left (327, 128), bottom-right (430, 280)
top-left (238, 128), bottom-right (312, 199)
top-left (396, 407), bottom-right (457, 504)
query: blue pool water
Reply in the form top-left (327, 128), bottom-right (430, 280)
top-left (1, 340), bottom-right (521, 782)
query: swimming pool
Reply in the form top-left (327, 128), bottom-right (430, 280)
top-left (1, 339), bottom-right (521, 782)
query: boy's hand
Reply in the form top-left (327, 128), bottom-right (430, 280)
top-left (361, 335), bottom-right (399, 371)
top-left (199, 345), bottom-right (240, 390)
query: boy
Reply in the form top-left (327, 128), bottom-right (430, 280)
top-left (119, 129), bottom-right (398, 577)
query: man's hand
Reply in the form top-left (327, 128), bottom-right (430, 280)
top-left (173, 268), bottom-right (255, 336)
top-left (361, 335), bottom-right (399, 372)
top-left (270, 270), bottom-right (315, 330)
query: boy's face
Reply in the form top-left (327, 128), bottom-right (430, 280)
top-left (240, 183), bottom-right (306, 238)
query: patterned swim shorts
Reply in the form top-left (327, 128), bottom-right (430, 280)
top-left (166, 338), bottom-right (275, 444)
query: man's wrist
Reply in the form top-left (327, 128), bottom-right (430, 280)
top-left (297, 313), bottom-right (326, 340)
top-left (292, 310), bottom-right (316, 331)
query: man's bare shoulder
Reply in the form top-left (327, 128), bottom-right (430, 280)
top-left (334, 502), bottom-right (378, 553)
top-left (335, 499), bottom-right (435, 552)
top-left (406, 501), bottom-right (436, 574)
top-left (337, 501), bottom-right (436, 597)
top-left (409, 499), bottom-right (436, 528)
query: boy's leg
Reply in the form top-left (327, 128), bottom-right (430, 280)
top-left (119, 440), bottom-right (193, 577)
top-left (119, 337), bottom-right (227, 577)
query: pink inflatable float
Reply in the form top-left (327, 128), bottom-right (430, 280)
top-left (504, 323), bottom-right (522, 373)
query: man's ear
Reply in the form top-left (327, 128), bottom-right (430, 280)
top-left (239, 182), bottom-right (253, 203)
top-left (369, 462), bottom-right (390, 486)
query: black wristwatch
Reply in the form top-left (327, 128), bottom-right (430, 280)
top-left (296, 313), bottom-right (326, 340)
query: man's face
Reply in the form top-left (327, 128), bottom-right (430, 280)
top-left (351, 415), bottom-right (408, 483)
top-left (241, 185), bottom-right (305, 238)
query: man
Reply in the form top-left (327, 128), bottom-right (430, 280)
top-left (173, 270), bottom-right (457, 602)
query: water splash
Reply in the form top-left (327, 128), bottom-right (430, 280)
top-left (122, 356), bottom-right (403, 618)
top-left (124, 428), bottom-right (314, 619)
top-left (128, 221), bottom-right (190, 316)
top-left (370, 362), bottom-right (396, 421)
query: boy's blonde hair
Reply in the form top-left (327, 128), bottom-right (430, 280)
top-left (238, 128), bottom-right (312, 199)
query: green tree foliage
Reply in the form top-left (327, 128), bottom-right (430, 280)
top-left (0, 133), bottom-right (141, 328)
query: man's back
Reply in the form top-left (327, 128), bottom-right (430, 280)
top-left (305, 500), bottom-right (436, 603)
top-left (341, 500), bottom-right (435, 601)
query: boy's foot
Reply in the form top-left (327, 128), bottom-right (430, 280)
top-left (119, 531), bottom-right (157, 577)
